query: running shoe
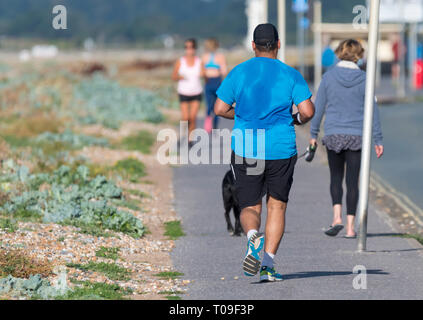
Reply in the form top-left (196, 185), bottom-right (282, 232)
top-left (242, 232), bottom-right (264, 276)
top-left (260, 266), bottom-right (283, 282)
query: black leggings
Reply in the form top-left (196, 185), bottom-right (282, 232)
top-left (326, 148), bottom-right (361, 216)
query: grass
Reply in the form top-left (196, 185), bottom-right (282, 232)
top-left (394, 233), bottom-right (423, 246)
top-left (154, 271), bottom-right (184, 279)
top-left (66, 262), bottom-right (131, 281)
top-left (1, 113), bottom-right (63, 139)
top-left (8, 208), bottom-right (42, 223)
top-left (0, 218), bottom-right (17, 233)
top-left (159, 290), bottom-right (184, 295)
top-left (166, 295), bottom-right (182, 300)
top-left (126, 189), bottom-right (151, 199)
top-left (34, 141), bottom-right (74, 157)
top-left (164, 221), bottom-right (185, 240)
top-left (0, 248), bottom-right (53, 279)
top-left (68, 221), bottom-right (115, 238)
top-left (112, 199), bottom-right (140, 211)
top-left (113, 158), bottom-right (146, 183)
top-left (86, 163), bottom-right (110, 178)
top-left (95, 247), bottom-right (120, 261)
top-left (87, 160), bottom-right (147, 184)
top-left (0, 135), bottom-right (74, 166)
top-left (0, 135), bottom-right (30, 148)
top-left (58, 280), bottom-right (132, 300)
top-left (119, 130), bottom-right (155, 154)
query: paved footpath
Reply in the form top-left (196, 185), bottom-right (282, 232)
top-left (171, 119), bottom-right (423, 300)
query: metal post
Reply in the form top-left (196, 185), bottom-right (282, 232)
top-left (263, 0), bottom-right (268, 23)
top-left (357, 0), bottom-right (381, 252)
top-left (409, 22), bottom-right (418, 91)
top-left (278, 0), bottom-right (286, 62)
top-left (398, 0), bottom-right (406, 98)
top-left (313, 1), bottom-right (322, 92)
top-left (298, 10), bottom-right (305, 75)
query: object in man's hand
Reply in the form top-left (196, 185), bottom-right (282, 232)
top-left (292, 113), bottom-right (302, 125)
top-left (305, 144), bottom-right (317, 162)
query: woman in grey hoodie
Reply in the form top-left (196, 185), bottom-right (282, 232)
top-left (310, 39), bottom-right (384, 238)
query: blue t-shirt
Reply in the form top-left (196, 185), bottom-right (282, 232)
top-left (216, 57), bottom-right (312, 160)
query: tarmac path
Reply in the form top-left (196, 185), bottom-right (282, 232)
top-left (171, 119), bottom-right (423, 300)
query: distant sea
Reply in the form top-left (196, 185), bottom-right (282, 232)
top-left (371, 103), bottom-right (423, 210)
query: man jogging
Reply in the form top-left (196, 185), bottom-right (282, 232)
top-left (214, 24), bottom-right (315, 282)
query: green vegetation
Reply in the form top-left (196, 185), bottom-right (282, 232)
top-left (1, 274), bottom-right (68, 300)
top-left (164, 221), bottom-right (185, 240)
top-left (154, 271), bottom-right (184, 280)
top-left (66, 262), bottom-right (131, 281)
top-left (120, 130), bottom-right (155, 154)
top-left (34, 130), bottom-right (109, 150)
top-left (113, 158), bottom-right (147, 183)
top-left (96, 247), bottom-right (120, 261)
top-left (58, 280), bottom-right (132, 300)
top-left (0, 135), bottom-right (30, 148)
top-left (0, 218), bottom-right (17, 233)
top-left (2, 130), bottom-right (108, 168)
top-left (1, 112), bottom-right (63, 139)
top-left (1, 162), bottom-right (146, 238)
top-left (126, 189), bottom-right (151, 199)
top-left (166, 295), bottom-right (182, 300)
top-left (74, 75), bottom-right (164, 129)
top-left (69, 221), bottom-right (115, 238)
top-left (112, 199), bottom-right (141, 211)
top-left (395, 233), bottom-right (423, 246)
top-left (6, 208), bottom-right (42, 223)
top-left (0, 249), bottom-right (53, 279)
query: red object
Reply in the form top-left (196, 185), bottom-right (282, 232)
top-left (414, 59), bottom-right (423, 89)
top-left (204, 116), bottom-right (213, 134)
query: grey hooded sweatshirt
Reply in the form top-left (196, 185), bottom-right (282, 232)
top-left (310, 62), bottom-right (383, 145)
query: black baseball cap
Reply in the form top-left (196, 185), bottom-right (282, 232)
top-left (253, 23), bottom-right (279, 46)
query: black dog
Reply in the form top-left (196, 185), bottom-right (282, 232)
top-left (222, 169), bottom-right (243, 236)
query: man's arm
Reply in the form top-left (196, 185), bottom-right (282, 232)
top-left (214, 98), bottom-right (235, 119)
top-left (296, 99), bottom-right (315, 124)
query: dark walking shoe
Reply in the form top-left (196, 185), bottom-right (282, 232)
top-left (324, 224), bottom-right (344, 237)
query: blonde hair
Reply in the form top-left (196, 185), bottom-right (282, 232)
top-left (335, 39), bottom-right (364, 63)
top-left (204, 38), bottom-right (219, 52)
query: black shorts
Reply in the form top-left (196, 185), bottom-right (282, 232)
top-left (179, 94), bottom-right (202, 102)
top-left (230, 152), bottom-right (297, 210)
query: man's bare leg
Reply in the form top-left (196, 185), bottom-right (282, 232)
top-left (264, 196), bottom-right (287, 255)
top-left (240, 203), bottom-right (262, 235)
top-left (241, 203), bottom-right (264, 276)
top-left (259, 196), bottom-right (287, 280)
